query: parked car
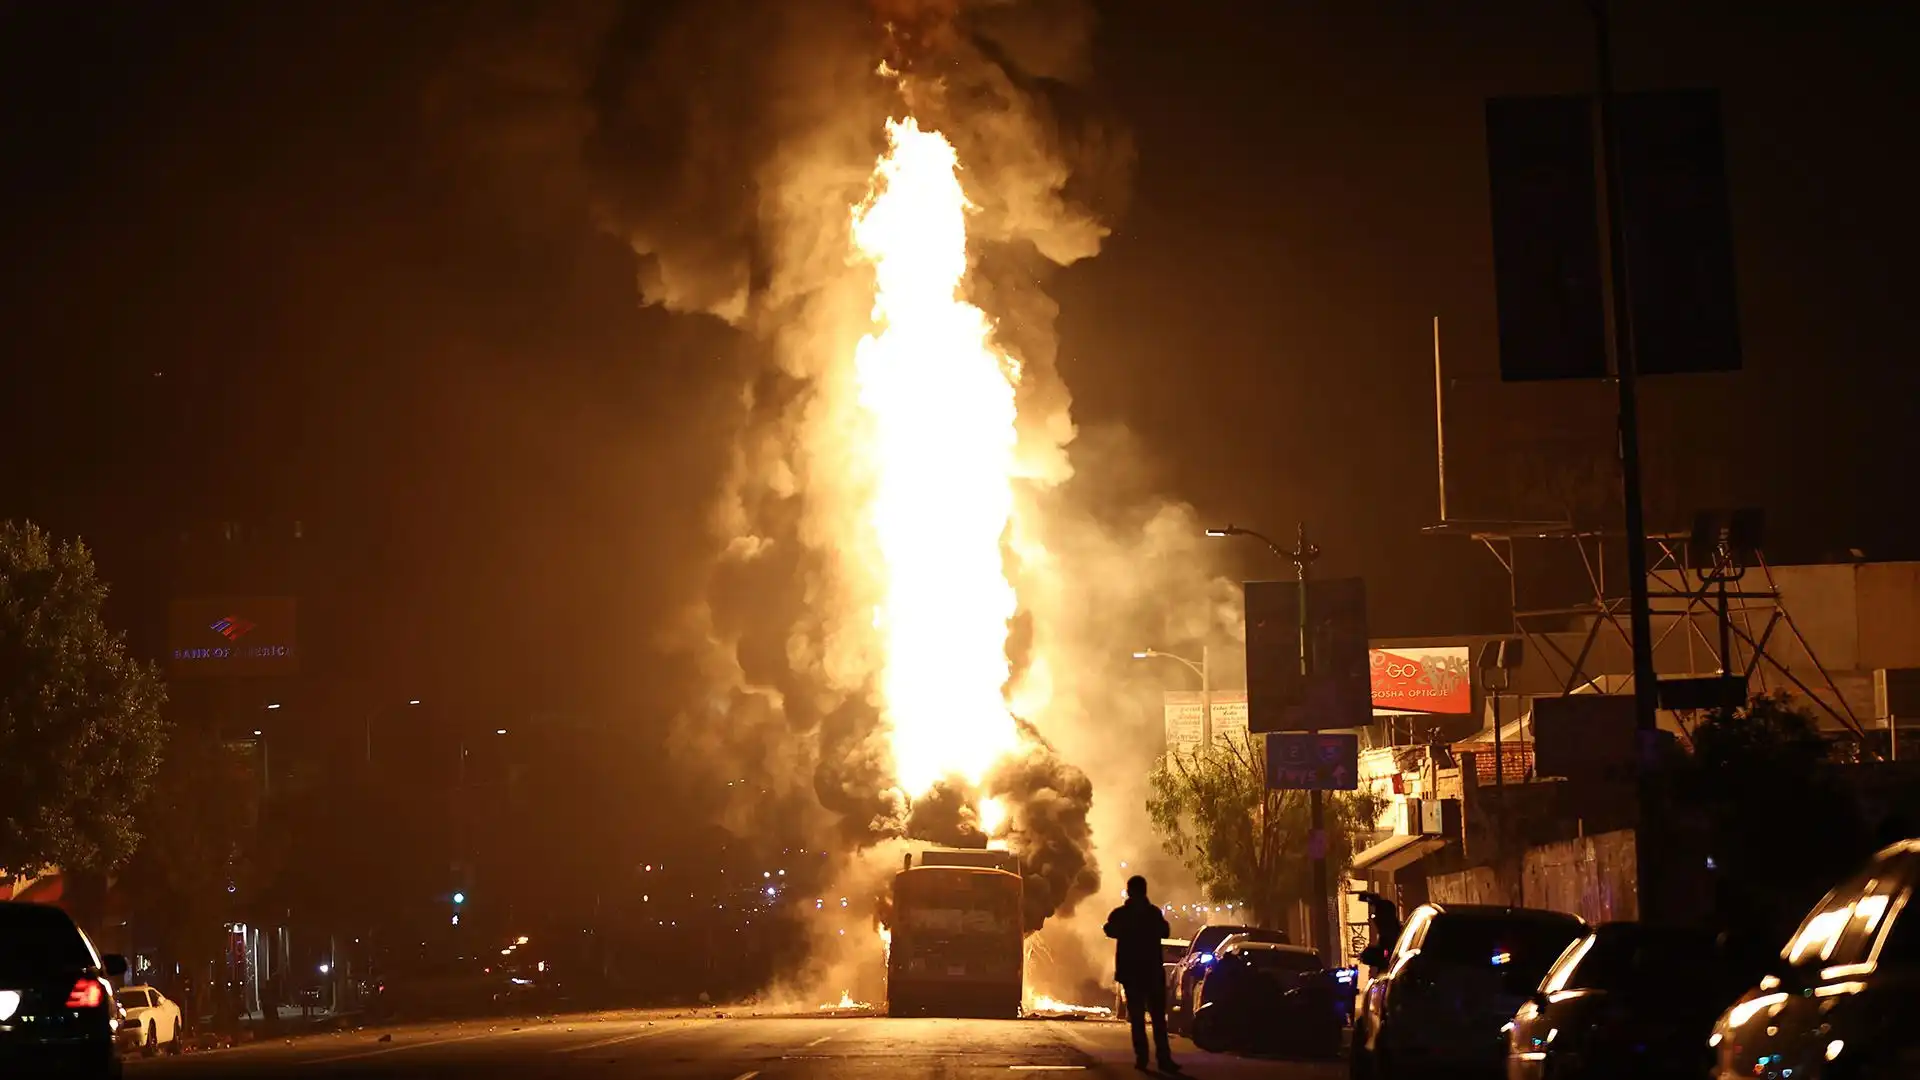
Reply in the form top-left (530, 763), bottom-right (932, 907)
top-left (1114, 938), bottom-right (1189, 1020)
top-left (1351, 902), bottom-right (1586, 1079)
top-left (112, 985), bottom-right (184, 1057)
top-left (0, 901), bottom-right (129, 1078)
top-left (1709, 837), bottom-right (1920, 1079)
top-left (1169, 924), bottom-right (1291, 1034)
top-left (1507, 922), bottom-right (1754, 1080)
top-left (1190, 941), bottom-right (1342, 1058)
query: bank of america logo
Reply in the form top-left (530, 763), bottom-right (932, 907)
top-left (210, 616), bottom-right (256, 641)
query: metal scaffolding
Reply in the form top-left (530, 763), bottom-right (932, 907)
top-left (1421, 520), bottom-right (1865, 737)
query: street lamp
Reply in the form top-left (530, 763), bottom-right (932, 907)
top-left (366, 698), bottom-right (422, 764)
top-left (1206, 519), bottom-right (1333, 961)
top-left (1206, 523), bottom-right (1304, 563)
top-left (1133, 647), bottom-right (1212, 747)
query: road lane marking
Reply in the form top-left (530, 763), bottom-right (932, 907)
top-left (552, 1025), bottom-right (679, 1053)
top-left (730, 1072), bottom-right (760, 1080)
top-left (1010, 1067), bottom-right (1087, 1071)
top-left (804, 1033), bottom-right (833, 1047)
top-left (307, 1027), bottom-right (533, 1064)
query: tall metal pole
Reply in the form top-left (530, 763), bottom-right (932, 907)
top-left (1290, 523), bottom-right (1331, 962)
top-left (1200, 644), bottom-right (1213, 748)
top-left (1491, 682), bottom-right (1505, 791)
top-left (1592, 0), bottom-right (1657, 733)
top-left (1433, 316), bottom-right (1449, 523)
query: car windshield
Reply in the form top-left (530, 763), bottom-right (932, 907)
top-left (0, 903), bottom-right (97, 981)
top-left (1242, 948), bottom-right (1321, 973)
top-left (1162, 942), bottom-right (1190, 965)
top-left (1572, 928), bottom-right (1722, 995)
top-left (121, 988), bottom-right (151, 1008)
top-left (1421, 913), bottom-right (1585, 988)
top-left (1189, 926), bottom-right (1252, 956)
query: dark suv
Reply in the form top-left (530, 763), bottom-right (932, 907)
top-left (1350, 901), bottom-right (1586, 1079)
top-left (1168, 923), bottom-right (1290, 1034)
top-left (0, 902), bottom-right (128, 1078)
top-left (1710, 838), bottom-right (1920, 1079)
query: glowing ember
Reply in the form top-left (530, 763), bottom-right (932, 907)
top-left (1027, 994), bottom-right (1113, 1018)
top-left (820, 990), bottom-right (873, 1011)
top-left (852, 117), bottom-right (1023, 802)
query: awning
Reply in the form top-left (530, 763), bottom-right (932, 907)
top-left (1350, 834), bottom-right (1448, 874)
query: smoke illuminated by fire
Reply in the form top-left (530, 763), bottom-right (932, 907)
top-left (852, 117), bottom-right (1025, 815)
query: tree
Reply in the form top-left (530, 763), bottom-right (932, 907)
top-left (1672, 692), bottom-right (1872, 946)
top-left (1147, 733), bottom-right (1384, 931)
top-left (1, 521), bottom-right (167, 873)
top-left (120, 717), bottom-right (259, 979)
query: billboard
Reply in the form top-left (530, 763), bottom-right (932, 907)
top-left (168, 597), bottom-right (299, 678)
top-left (1370, 646), bottom-right (1473, 715)
top-left (1487, 89), bottom-right (1741, 381)
top-left (1246, 577), bottom-right (1371, 733)
top-left (1163, 691), bottom-right (1250, 754)
top-left (1531, 694), bottom-right (1637, 782)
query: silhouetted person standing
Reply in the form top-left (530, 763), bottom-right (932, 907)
top-left (1105, 875), bottom-right (1178, 1072)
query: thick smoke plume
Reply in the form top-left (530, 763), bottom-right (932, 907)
top-left (988, 722), bottom-right (1097, 932)
top-left (564, 0), bottom-right (1134, 930)
top-left (432, 0), bottom-right (1243, 999)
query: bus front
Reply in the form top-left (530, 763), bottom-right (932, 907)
top-left (887, 864), bottom-right (1023, 1019)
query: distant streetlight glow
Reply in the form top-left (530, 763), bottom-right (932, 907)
top-left (494, 729), bottom-right (508, 735)
top-left (252, 730), bottom-right (263, 736)
top-left (266, 703), bottom-right (282, 710)
top-left (1204, 528), bottom-right (1230, 537)
top-left (408, 699), bottom-right (421, 706)
top-left (318, 964), bottom-right (330, 975)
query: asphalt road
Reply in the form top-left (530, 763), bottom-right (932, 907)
top-left (124, 1011), bottom-right (1346, 1079)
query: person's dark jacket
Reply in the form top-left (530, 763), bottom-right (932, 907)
top-left (1104, 896), bottom-right (1172, 985)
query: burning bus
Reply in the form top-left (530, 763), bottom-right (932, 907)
top-left (886, 848), bottom-right (1024, 1019)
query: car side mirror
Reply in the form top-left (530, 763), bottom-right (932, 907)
top-left (103, 954), bottom-right (129, 979)
top-left (1359, 944), bottom-right (1388, 968)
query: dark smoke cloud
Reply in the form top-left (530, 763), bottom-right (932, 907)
top-left (431, 0), bottom-right (1130, 934)
top-left (989, 721), bottom-right (1099, 932)
top-left (903, 780), bottom-right (990, 849)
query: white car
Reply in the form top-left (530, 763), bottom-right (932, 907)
top-left (116, 984), bottom-right (183, 1055)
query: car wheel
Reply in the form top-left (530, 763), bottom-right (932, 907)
top-left (1349, 1041), bottom-right (1374, 1080)
top-left (1189, 1009), bottom-right (1224, 1053)
top-left (142, 1021), bottom-right (158, 1057)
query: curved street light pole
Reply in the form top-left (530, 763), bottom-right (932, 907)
top-left (1207, 520), bottom-right (1333, 960)
top-left (1133, 647), bottom-right (1212, 747)
top-left (365, 698), bottom-right (423, 765)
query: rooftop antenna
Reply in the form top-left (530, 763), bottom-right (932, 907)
top-left (1433, 315), bottom-right (1449, 523)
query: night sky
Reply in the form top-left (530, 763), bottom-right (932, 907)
top-left (3, 0), bottom-right (1914, 724)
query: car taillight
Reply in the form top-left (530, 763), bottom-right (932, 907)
top-left (66, 979), bottom-right (106, 1008)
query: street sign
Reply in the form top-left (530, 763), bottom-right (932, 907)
top-left (1263, 732), bottom-right (1360, 791)
top-left (1246, 578), bottom-right (1371, 733)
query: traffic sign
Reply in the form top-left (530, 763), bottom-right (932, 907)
top-left (1263, 732), bottom-right (1359, 791)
